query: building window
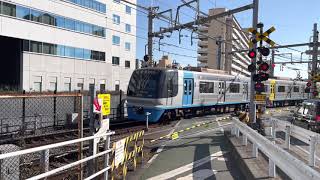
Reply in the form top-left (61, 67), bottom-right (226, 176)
top-left (66, 0), bottom-right (106, 13)
top-left (278, 86), bottom-right (285, 92)
top-left (199, 82), bottom-right (214, 93)
top-left (49, 77), bottom-right (57, 91)
top-left (113, 14), bottom-right (120, 24)
top-left (0, 1), bottom-right (105, 37)
top-left (126, 5), bottom-right (131, 14)
top-left (23, 40), bottom-right (30, 51)
top-left (75, 48), bottom-right (84, 59)
top-left (33, 76), bottom-right (42, 92)
top-left (42, 13), bottom-right (55, 25)
top-left (125, 24), bottom-right (131, 33)
top-left (30, 41), bottom-right (42, 53)
top-left (125, 42), bottom-right (131, 51)
top-left (125, 61), bottom-right (130, 68)
top-left (65, 46), bottom-right (75, 57)
top-left (112, 35), bottom-right (120, 45)
top-left (64, 77), bottom-right (71, 92)
top-left (43, 43), bottom-right (56, 55)
top-left (112, 56), bottom-right (120, 65)
top-left (229, 83), bottom-right (240, 93)
top-left (30, 9), bottom-right (42, 23)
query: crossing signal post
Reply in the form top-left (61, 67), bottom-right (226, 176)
top-left (247, 22), bottom-right (276, 127)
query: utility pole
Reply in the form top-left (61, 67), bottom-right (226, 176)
top-left (311, 23), bottom-right (319, 98)
top-left (249, 0), bottom-right (259, 124)
top-left (270, 49), bottom-right (275, 77)
top-left (148, 7), bottom-right (154, 66)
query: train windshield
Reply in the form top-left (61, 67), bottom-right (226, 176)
top-left (127, 69), bottom-right (162, 98)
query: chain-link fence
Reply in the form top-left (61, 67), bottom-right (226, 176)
top-left (0, 92), bottom-right (83, 144)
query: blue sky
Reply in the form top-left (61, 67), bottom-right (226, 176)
top-left (135, 0), bottom-right (320, 79)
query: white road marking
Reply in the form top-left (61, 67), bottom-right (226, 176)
top-left (176, 169), bottom-right (218, 180)
top-left (146, 120), bottom-right (181, 166)
top-left (147, 151), bottom-right (227, 180)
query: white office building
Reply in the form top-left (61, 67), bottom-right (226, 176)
top-left (0, 0), bottom-right (136, 92)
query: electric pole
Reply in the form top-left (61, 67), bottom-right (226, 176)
top-left (270, 49), bottom-right (275, 77)
top-left (311, 23), bottom-right (319, 98)
top-left (249, 0), bottom-right (259, 124)
top-left (148, 7), bottom-right (154, 66)
top-left (216, 36), bottom-right (222, 70)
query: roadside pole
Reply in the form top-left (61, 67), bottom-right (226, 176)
top-left (249, 0), bottom-right (259, 124)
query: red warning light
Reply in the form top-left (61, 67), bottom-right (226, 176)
top-left (259, 62), bottom-right (269, 71)
top-left (272, 64), bottom-right (276, 68)
top-left (307, 81), bottom-right (312, 87)
top-left (248, 49), bottom-right (256, 58)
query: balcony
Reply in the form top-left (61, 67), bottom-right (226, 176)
top-left (198, 40), bottom-right (208, 47)
top-left (198, 34), bottom-right (208, 40)
top-left (198, 55), bottom-right (208, 63)
top-left (197, 48), bottom-right (208, 54)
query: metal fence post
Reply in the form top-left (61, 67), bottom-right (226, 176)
top-left (53, 90), bottom-right (57, 127)
top-left (40, 149), bottom-right (50, 179)
top-left (88, 84), bottom-right (96, 177)
top-left (252, 143), bottom-right (258, 158)
top-left (268, 158), bottom-right (276, 177)
top-left (104, 135), bottom-right (111, 180)
top-left (309, 136), bottom-right (316, 167)
top-left (78, 95), bottom-right (84, 180)
top-left (242, 134), bottom-right (248, 146)
top-left (285, 125), bottom-right (291, 150)
top-left (22, 90), bottom-right (26, 135)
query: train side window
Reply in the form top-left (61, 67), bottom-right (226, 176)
top-left (229, 83), bottom-right (240, 93)
top-left (278, 86), bottom-right (285, 92)
top-left (199, 81), bottom-right (214, 93)
top-left (189, 81), bottom-right (192, 95)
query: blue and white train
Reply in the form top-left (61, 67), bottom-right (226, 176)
top-left (127, 68), bottom-right (308, 123)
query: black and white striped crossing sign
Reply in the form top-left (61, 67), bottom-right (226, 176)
top-left (248, 26), bottom-right (276, 47)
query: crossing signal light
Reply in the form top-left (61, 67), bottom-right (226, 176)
top-left (259, 73), bottom-right (269, 81)
top-left (248, 49), bottom-right (256, 58)
top-left (254, 82), bottom-right (265, 93)
top-left (307, 81), bottom-right (312, 87)
top-left (305, 87), bottom-right (310, 93)
top-left (258, 47), bottom-right (270, 56)
top-left (248, 63), bottom-right (256, 72)
top-left (259, 62), bottom-right (269, 71)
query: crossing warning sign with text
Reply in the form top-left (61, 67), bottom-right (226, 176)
top-left (98, 94), bottom-right (111, 116)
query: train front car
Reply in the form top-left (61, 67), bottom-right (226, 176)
top-left (127, 68), bottom-right (179, 123)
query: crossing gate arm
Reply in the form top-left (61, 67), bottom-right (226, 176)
top-left (232, 117), bottom-right (320, 180)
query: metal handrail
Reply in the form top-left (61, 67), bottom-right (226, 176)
top-left (0, 131), bottom-right (114, 159)
top-left (232, 117), bottom-right (320, 180)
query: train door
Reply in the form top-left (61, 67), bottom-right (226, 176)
top-left (242, 83), bottom-right (248, 101)
top-left (183, 78), bottom-right (194, 106)
top-left (218, 81), bottom-right (225, 103)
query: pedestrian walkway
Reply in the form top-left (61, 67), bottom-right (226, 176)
top-left (138, 117), bottom-right (244, 180)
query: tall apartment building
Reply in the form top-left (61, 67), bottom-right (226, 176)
top-left (198, 8), bottom-right (251, 77)
top-left (0, 0), bottom-right (136, 92)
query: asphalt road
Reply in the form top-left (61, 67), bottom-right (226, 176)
top-left (139, 115), bottom-right (244, 180)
